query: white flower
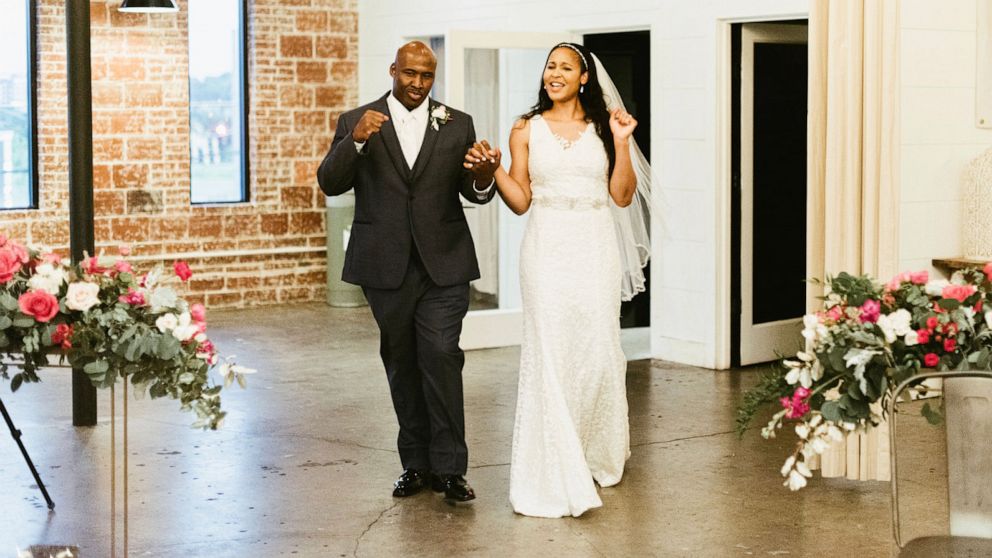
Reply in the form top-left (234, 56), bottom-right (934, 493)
top-left (155, 313), bottom-right (179, 333)
top-left (785, 469), bottom-right (808, 491)
top-left (810, 437), bottom-right (829, 454)
top-left (780, 455), bottom-right (796, 476)
top-left (877, 309), bottom-right (912, 343)
top-left (429, 105), bottom-right (450, 131)
top-left (171, 311), bottom-right (199, 342)
top-left (64, 281), bottom-right (101, 311)
top-left (785, 366), bottom-right (813, 388)
top-left (795, 423), bottom-right (810, 439)
top-left (926, 279), bottom-right (949, 297)
top-left (904, 330), bottom-right (919, 346)
top-left (986, 311), bottom-right (992, 329)
top-left (27, 263), bottom-right (67, 295)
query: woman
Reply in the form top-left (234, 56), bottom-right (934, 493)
top-left (465, 42), bottom-right (651, 518)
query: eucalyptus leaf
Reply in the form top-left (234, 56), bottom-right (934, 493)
top-left (0, 293), bottom-right (17, 311)
top-left (0, 316), bottom-right (12, 330)
top-left (12, 317), bottom-right (35, 328)
top-left (820, 401), bottom-right (842, 422)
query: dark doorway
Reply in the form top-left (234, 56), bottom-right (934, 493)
top-left (731, 21), bottom-right (808, 366)
top-left (584, 30), bottom-right (651, 329)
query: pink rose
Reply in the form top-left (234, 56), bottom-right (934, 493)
top-left (174, 260), bottom-right (192, 282)
top-left (944, 338), bottom-right (957, 352)
top-left (926, 316), bottom-right (939, 330)
top-left (985, 261), bottom-right (992, 282)
top-left (0, 246), bottom-right (24, 283)
top-left (83, 257), bottom-right (107, 275)
top-left (942, 284), bottom-right (977, 303)
top-left (910, 270), bottom-right (928, 285)
top-left (859, 299), bottom-right (881, 323)
top-left (18, 290), bottom-right (60, 323)
top-left (118, 288), bottom-right (146, 306)
top-left (916, 329), bottom-right (930, 344)
top-left (190, 303), bottom-right (206, 323)
top-left (114, 260), bottom-right (133, 274)
top-left (794, 386), bottom-right (811, 399)
top-left (924, 353), bottom-right (940, 368)
top-left (52, 323), bottom-right (73, 349)
top-left (119, 245), bottom-right (131, 256)
top-left (825, 305), bottom-right (845, 323)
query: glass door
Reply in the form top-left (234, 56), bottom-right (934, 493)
top-left (443, 31), bottom-right (576, 350)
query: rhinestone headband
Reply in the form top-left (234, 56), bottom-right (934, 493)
top-left (553, 43), bottom-right (588, 69)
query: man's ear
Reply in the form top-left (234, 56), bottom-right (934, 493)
top-left (389, 63), bottom-right (396, 77)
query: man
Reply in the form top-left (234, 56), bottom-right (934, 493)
top-left (317, 41), bottom-right (497, 502)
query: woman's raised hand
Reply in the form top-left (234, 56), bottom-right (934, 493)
top-left (609, 108), bottom-right (637, 141)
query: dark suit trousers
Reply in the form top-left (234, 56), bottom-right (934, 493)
top-left (362, 251), bottom-right (470, 475)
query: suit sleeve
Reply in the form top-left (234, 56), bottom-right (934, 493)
top-left (459, 116), bottom-right (497, 205)
top-left (317, 114), bottom-right (362, 196)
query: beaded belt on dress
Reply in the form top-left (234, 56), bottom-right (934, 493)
top-left (531, 195), bottom-right (608, 210)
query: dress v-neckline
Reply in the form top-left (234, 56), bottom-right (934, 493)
top-left (541, 117), bottom-right (592, 150)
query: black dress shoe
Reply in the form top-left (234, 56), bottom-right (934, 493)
top-left (432, 474), bottom-right (476, 502)
top-left (392, 469), bottom-right (430, 497)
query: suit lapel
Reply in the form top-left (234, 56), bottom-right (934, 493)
top-left (409, 99), bottom-right (441, 184)
top-left (374, 94), bottom-right (412, 181)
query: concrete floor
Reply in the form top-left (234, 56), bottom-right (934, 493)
top-left (0, 303), bottom-right (924, 557)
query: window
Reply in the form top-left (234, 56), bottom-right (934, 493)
top-left (0, 0), bottom-right (37, 210)
top-left (188, 0), bottom-right (248, 204)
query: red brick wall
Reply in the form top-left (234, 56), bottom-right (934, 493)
top-left (0, 0), bottom-right (357, 307)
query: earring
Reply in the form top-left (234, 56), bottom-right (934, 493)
top-left (580, 85), bottom-right (584, 94)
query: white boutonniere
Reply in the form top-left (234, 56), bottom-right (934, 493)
top-left (429, 104), bottom-right (451, 131)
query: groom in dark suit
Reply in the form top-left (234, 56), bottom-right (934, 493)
top-left (317, 41), bottom-right (497, 502)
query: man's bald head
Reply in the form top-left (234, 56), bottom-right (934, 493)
top-left (395, 41), bottom-right (437, 67)
top-left (389, 41), bottom-right (437, 110)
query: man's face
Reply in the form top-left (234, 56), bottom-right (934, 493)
top-left (390, 50), bottom-right (436, 111)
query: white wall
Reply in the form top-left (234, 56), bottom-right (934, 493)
top-left (899, 0), bottom-right (992, 274)
top-left (357, 0), bottom-right (807, 368)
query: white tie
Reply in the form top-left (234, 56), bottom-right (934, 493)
top-left (398, 113), bottom-right (423, 169)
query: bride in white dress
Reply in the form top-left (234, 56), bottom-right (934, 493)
top-left (464, 43), bottom-right (652, 518)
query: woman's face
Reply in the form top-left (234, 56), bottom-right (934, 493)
top-left (543, 47), bottom-right (588, 102)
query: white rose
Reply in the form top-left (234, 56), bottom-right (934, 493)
top-left (64, 281), bottom-right (101, 311)
top-left (986, 311), bottom-right (992, 329)
top-left (925, 280), bottom-right (949, 297)
top-left (155, 313), bottom-right (179, 333)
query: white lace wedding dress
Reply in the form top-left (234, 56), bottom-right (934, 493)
top-left (509, 115), bottom-right (630, 518)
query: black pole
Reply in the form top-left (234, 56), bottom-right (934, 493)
top-left (0, 396), bottom-right (54, 509)
top-left (66, 0), bottom-right (97, 426)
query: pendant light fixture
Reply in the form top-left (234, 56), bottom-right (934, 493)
top-left (118, 0), bottom-right (178, 13)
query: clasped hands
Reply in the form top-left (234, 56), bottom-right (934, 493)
top-left (463, 140), bottom-right (501, 181)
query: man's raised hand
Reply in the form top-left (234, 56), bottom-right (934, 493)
top-left (352, 110), bottom-right (390, 143)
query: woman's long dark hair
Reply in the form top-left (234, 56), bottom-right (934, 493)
top-left (523, 43), bottom-right (615, 176)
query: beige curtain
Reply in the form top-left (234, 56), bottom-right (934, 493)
top-left (806, 0), bottom-right (900, 481)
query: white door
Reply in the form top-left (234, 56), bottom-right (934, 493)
top-left (739, 23), bottom-right (808, 365)
top-left (443, 30), bottom-right (576, 350)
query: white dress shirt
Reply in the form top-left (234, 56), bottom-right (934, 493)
top-left (354, 94), bottom-right (494, 198)
top-left (386, 93), bottom-right (429, 169)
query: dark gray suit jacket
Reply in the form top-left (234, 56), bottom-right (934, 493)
top-left (317, 93), bottom-right (496, 289)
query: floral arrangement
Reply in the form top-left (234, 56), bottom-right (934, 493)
top-left (0, 235), bottom-right (253, 430)
top-left (737, 263), bottom-right (992, 490)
